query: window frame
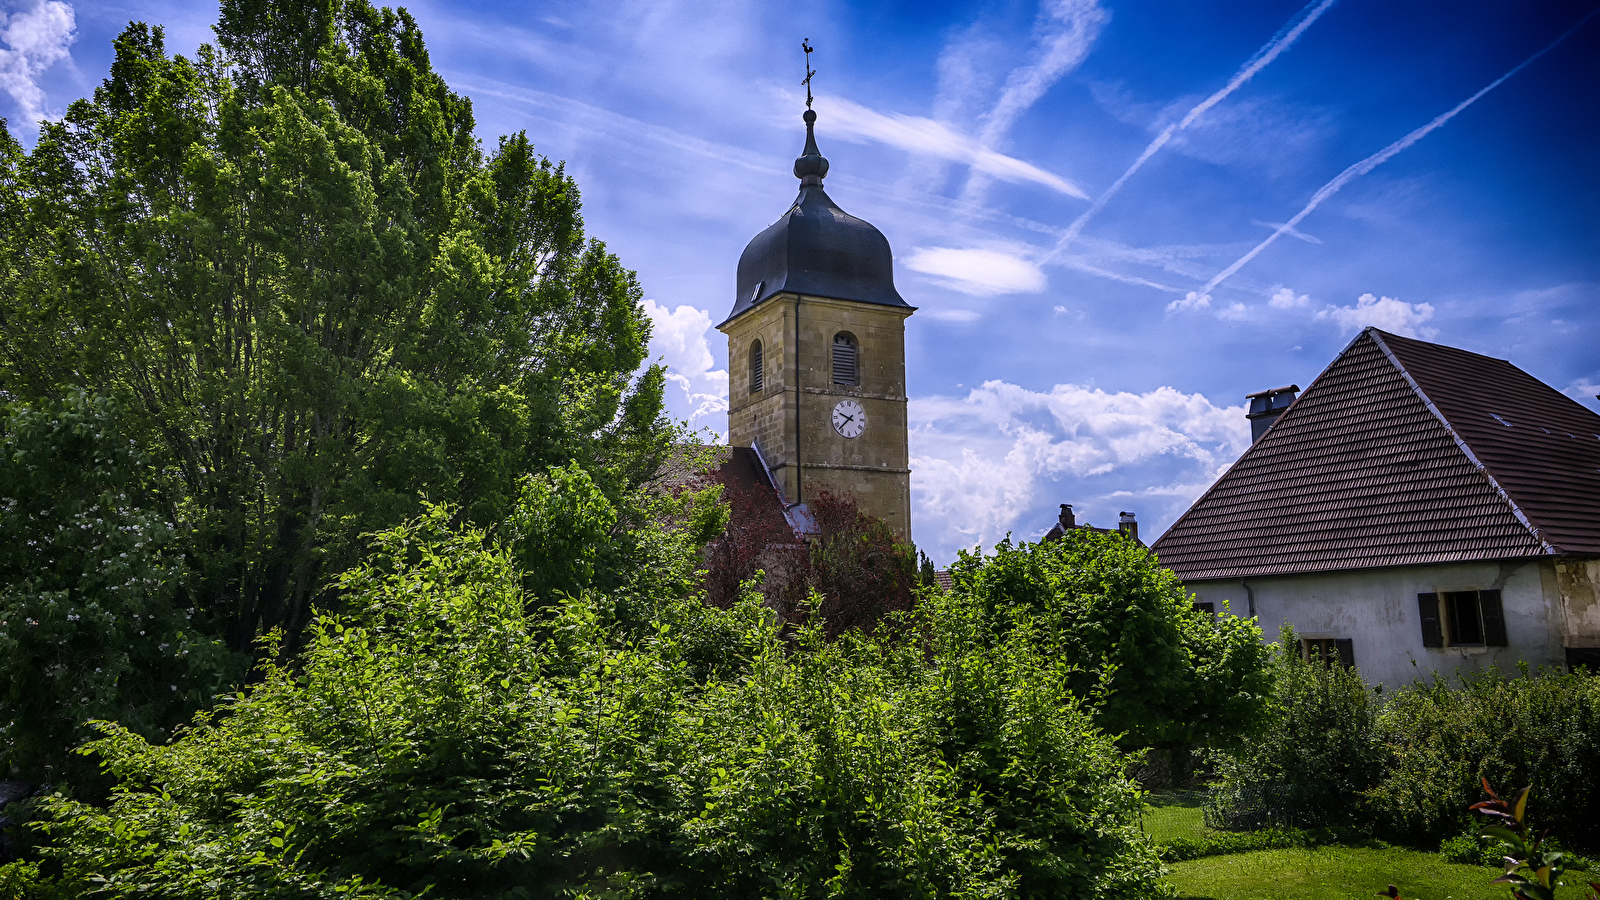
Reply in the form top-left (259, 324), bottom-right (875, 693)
top-left (1300, 637), bottom-right (1354, 668)
top-left (1418, 589), bottom-right (1507, 648)
top-left (831, 331), bottom-right (859, 386)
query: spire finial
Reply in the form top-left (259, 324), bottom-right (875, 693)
top-left (802, 39), bottom-right (816, 109)
top-left (795, 39), bottom-right (829, 185)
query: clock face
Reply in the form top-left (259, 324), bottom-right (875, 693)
top-left (832, 399), bottom-right (867, 438)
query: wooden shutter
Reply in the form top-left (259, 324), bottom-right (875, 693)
top-left (832, 334), bottom-right (857, 385)
top-left (750, 341), bottom-right (763, 394)
top-left (1335, 638), bottom-right (1355, 669)
top-left (1417, 593), bottom-right (1442, 648)
top-left (1479, 589), bottom-right (1508, 647)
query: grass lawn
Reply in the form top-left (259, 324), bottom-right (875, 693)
top-left (1165, 845), bottom-right (1518, 900)
top-left (1142, 790), bottom-right (1210, 844)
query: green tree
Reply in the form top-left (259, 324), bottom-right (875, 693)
top-left (944, 529), bottom-right (1272, 752)
top-left (0, 394), bottom-right (236, 788)
top-left (0, 0), bottom-right (669, 654)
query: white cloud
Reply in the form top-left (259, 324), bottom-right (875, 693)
top-left (1562, 378), bottom-right (1600, 409)
top-left (0, 0), bottom-right (75, 129)
top-left (1167, 291), bottom-right (1211, 312)
top-left (1315, 292), bottom-right (1437, 338)
top-left (1269, 286), bottom-right (1311, 308)
top-left (1217, 302), bottom-right (1250, 320)
top-left (643, 299), bottom-right (728, 434)
top-left (905, 246), bottom-right (1047, 296)
top-left (817, 93), bottom-right (1089, 199)
top-left (927, 308), bottom-right (982, 323)
top-left (910, 381), bottom-right (1250, 561)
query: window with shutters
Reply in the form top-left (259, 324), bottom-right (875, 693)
top-left (749, 340), bottom-right (763, 394)
top-left (1301, 638), bottom-right (1354, 668)
top-left (832, 332), bottom-right (859, 386)
top-left (1417, 590), bottom-right (1506, 648)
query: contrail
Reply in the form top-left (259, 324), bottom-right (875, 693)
top-left (1187, 6), bottom-right (1600, 304)
top-left (1045, 0), bottom-right (1338, 261)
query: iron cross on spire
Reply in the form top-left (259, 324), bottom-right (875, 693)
top-left (801, 39), bottom-right (816, 109)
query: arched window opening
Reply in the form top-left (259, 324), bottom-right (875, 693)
top-left (832, 332), bottom-right (859, 386)
top-left (750, 340), bottom-right (764, 394)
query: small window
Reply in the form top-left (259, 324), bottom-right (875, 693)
top-left (1193, 601), bottom-right (1216, 617)
top-left (1301, 638), bottom-right (1354, 668)
top-left (832, 332), bottom-right (858, 385)
top-left (1417, 590), bottom-right (1507, 647)
top-left (749, 340), bottom-right (764, 394)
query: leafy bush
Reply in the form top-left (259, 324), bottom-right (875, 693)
top-left (27, 480), bottom-right (1166, 898)
top-left (946, 530), bottom-right (1272, 751)
top-left (1159, 826), bottom-right (1361, 862)
top-left (0, 394), bottom-right (237, 790)
top-left (1206, 628), bottom-right (1384, 830)
top-left (1367, 667), bottom-right (1600, 850)
top-left (803, 490), bottom-right (917, 638)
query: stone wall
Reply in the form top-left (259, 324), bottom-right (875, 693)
top-left (1187, 560), bottom-right (1566, 688)
top-left (720, 292), bottom-right (913, 536)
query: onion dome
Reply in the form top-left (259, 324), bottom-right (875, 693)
top-left (723, 109), bottom-right (910, 324)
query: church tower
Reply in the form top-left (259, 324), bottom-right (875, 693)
top-left (718, 107), bottom-right (915, 536)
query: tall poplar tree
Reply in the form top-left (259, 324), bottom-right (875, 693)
top-left (0, 0), bottom-right (670, 652)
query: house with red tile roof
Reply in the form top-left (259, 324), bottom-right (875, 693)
top-left (1151, 327), bottom-right (1600, 686)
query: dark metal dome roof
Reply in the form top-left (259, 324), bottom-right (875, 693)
top-left (723, 110), bottom-right (910, 325)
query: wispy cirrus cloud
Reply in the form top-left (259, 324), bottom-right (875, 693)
top-left (904, 245), bottom-right (1047, 296)
top-left (1254, 219), bottom-right (1322, 244)
top-left (1048, 0), bottom-right (1338, 258)
top-left (958, 0), bottom-right (1107, 204)
top-left (1191, 6), bottom-right (1599, 300)
top-left (0, 0), bottom-right (75, 131)
top-left (819, 93), bottom-right (1089, 199)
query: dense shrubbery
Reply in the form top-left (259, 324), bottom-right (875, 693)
top-left (1159, 826), bottom-right (1365, 862)
top-left (0, 394), bottom-right (238, 790)
top-left (1207, 628), bottom-right (1385, 830)
top-left (1367, 666), bottom-right (1600, 850)
top-left (701, 483), bottom-right (917, 639)
top-left (946, 531), bottom-right (1273, 752)
top-left (9, 471), bottom-right (1167, 898)
top-left (1207, 636), bottom-right (1600, 852)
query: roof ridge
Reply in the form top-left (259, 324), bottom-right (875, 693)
top-left (1367, 329), bottom-right (1555, 554)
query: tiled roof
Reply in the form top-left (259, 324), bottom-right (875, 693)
top-left (1379, 331), bottom-right (1600, 556)
top-left (1152, 328), bottom-right (1600, 581)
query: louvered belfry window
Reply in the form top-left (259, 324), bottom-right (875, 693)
top-left (832, 333), bottom-right (858, 386)
top-left (750, 340), bottom-right (764, 394)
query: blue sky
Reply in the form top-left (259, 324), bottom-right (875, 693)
top-left (5, 0), bottom-right (1598, 563)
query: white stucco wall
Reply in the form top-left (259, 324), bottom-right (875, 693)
top-left (1186, 560), bottom-right (1565, 690)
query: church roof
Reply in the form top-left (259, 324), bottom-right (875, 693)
top-left (1151, 327), bottom-right (1600, 581)
top-left (722, 110), bottom-right (910, 326)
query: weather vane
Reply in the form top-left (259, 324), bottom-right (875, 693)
top-left (802, 39), bottom-right (816, 109)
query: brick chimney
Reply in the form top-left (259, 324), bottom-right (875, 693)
top-left (1058, 504), bottom-right (1076, 530)
top-left (1118, 511), bottom-right (1139, 544)
top-left (1245, 384), bottom-right (1300, 443)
